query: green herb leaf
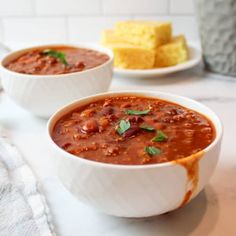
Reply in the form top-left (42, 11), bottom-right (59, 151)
top-left (117, 120), bottom-right (131, 135)
top-left (140, 125), bottom-right (155, 131)
top-left (152, 130), bottom-right (168, 142)
top-left (126, 109), bottom-right (150, 115)
top-left (145, 146), bottom-right (161, 155)
top-left (42, 49), bottom-right (68, 65)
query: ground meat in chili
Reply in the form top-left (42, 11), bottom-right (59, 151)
top-left (5, 46), bottom-right (109, 75)
top-left (52, 96), bottom-right (216, 165)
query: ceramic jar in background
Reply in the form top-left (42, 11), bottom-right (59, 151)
top-left (195, 0), bottom-right (236, 77)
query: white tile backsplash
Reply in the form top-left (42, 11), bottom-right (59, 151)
top-left (68, 16), bottom-right (131, 42)
top-left (133, 15), bottom-right (199, 41)
top-left (170, 0), bottom-right (195, 14)
top-left (0, 0), bottom-right (199, 44)
top-left (35, 0), bottom-right (101, 16)
top-left (0, 0), bottom-right (34, 16)
top-left (102, 0), bottom-right (168, 15)
top-left (3, 18), bottom-right (67, 43)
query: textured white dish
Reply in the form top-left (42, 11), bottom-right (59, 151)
top-left (114, 45), bottom-right (201, 78)
top-left (47, 91), bottom-right (222, 218)
top-left (0, 44), bottom-right (113, 118)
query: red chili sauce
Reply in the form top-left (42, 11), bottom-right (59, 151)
top-left (52, 96), bottom-right (215, 165)
top-left (5, 46), bottom-right (110, 75)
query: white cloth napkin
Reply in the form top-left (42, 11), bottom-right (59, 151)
top-left (0, 128), bottom-right (55, 236)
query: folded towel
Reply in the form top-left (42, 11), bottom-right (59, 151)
top-left (0, 127), bottom-right (55, 236)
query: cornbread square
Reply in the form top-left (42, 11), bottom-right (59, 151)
top-left (115, 20), bottom-right (172, 49)
top-left (101, 29), bottom-right (127, 45)
top-left (154, 35), bottom-right (189, 67)
top-left (107, 44), bottom-right (155, 69)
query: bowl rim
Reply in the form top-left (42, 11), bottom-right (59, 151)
top-left (47, 90), bottom-right (223, 169)
top-left (0, 43), bottom-right (113, 78)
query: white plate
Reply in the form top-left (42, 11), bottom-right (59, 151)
top-left (114, 45), bottom-right (202, 79)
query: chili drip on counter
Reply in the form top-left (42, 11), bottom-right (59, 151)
top-left (52, 96), bottom-right (216, 165)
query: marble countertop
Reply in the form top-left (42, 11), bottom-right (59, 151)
top-left (1, 64), bottom-right (236, 236)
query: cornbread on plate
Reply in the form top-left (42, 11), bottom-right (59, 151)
top-left (101, 29), bottom-right (155, 69)
top-left (115, 20), bottom-right (172, 49)
top-left (155, 35), bottom-right (189, 67)
top-left (101, 29), bottom-right (127, 45)
top-left (108, 44), bottom-right (155, 69)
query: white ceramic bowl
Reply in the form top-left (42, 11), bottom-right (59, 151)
top-left (0, 44), bottom-right (113, 118)
top-left (47, 91), bottom-right (223, 218)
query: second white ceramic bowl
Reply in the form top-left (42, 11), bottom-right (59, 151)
top-left (47, 91), bottom-right (223, 217)
top-left (0, 43), bottom-right (113, 118)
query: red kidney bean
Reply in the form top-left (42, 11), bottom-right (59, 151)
top-left (101, 107), bottom-right (114, 116)
top-left (75, 61), bottom-right (85, 69)
top-left (123, 125), bottom-right (140, 138)
top-left (81, 119), bottom-right (98, 133)
top-left (120, 102), bottom-right (131, 108)
top-left (126, 116), bottom-right (144, 123)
